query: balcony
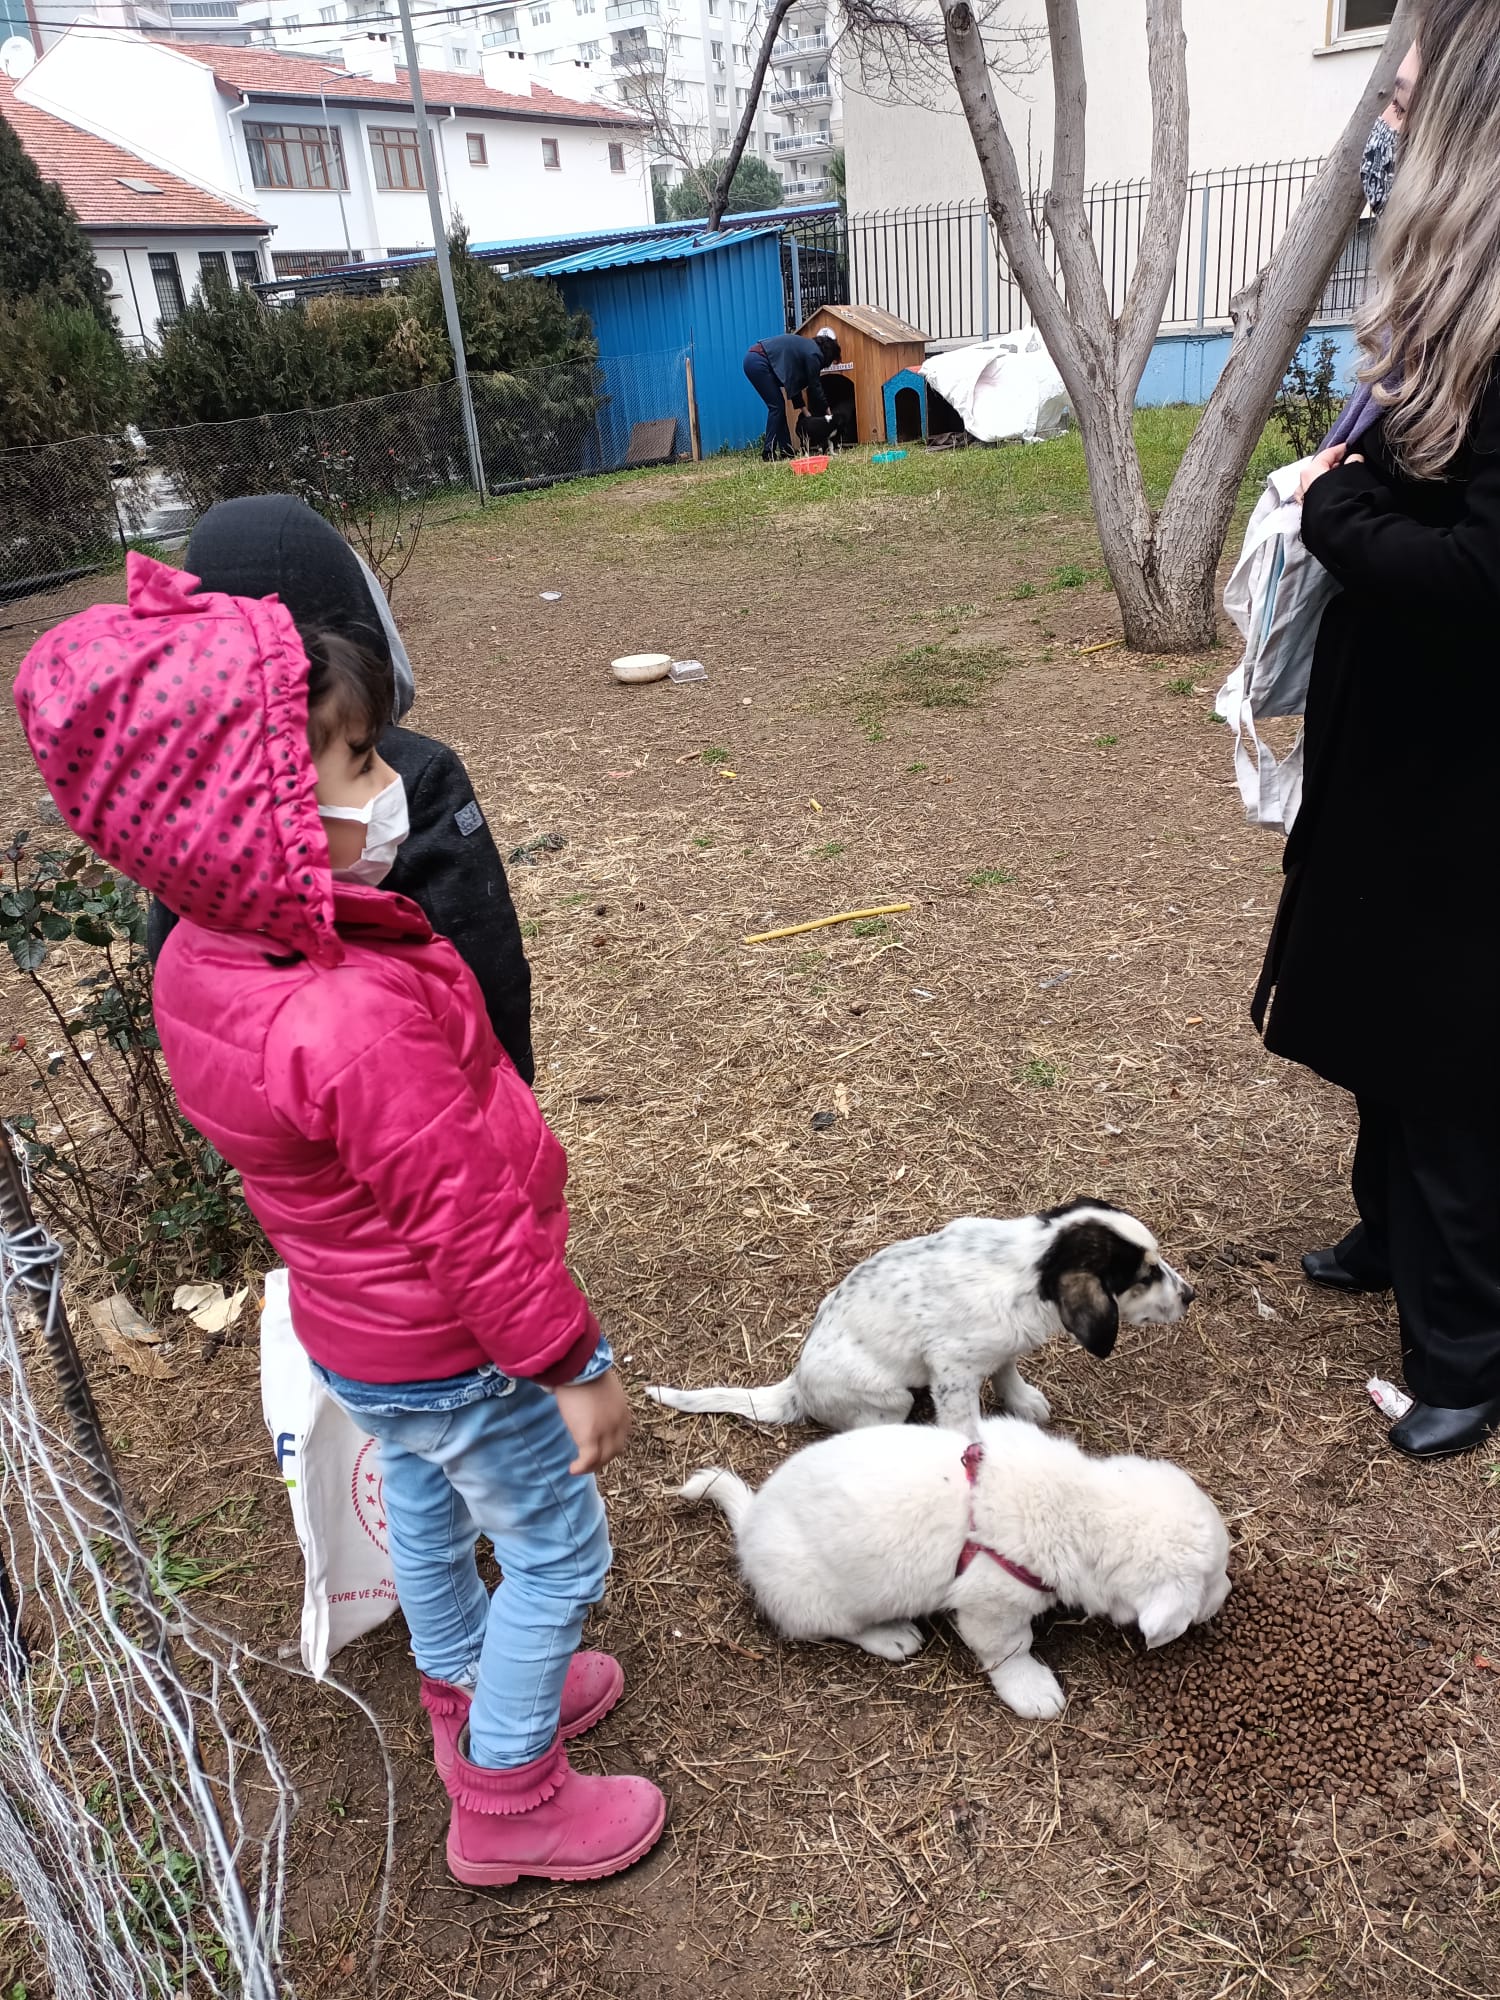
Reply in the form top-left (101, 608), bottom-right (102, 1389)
top-left (481, 23), bottom-right (520, 41)
top-left (782, 176), bottom-right (829, 198)
top-left (772, 129), bottom-right (832, 155)
top-left (610, 28), bottom-right (662, 62)
top-left (769, 79), bottom-right (830, 106)
top-left (769, 27), bottom-right (827, 62)
top-left (604, 0), bottom-right (657, 18)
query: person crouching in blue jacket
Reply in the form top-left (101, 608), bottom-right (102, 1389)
top-left (743, 328), bottom-right (841, 458)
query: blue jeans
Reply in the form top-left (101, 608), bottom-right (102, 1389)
top-left (744, 347), bottom-right (793, 458)
top-left (315, 1361), bottom-right (612, 1769)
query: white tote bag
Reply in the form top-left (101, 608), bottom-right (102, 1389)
top-left (259, 1268), bottom-right (399, 1677)
top-left (1216, 458), bottom-right (1340, 833)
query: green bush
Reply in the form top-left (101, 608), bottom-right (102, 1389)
top-left (0, 298), bottom-right (138, 587)
top-left (0, 108), bottom-right (113, 323)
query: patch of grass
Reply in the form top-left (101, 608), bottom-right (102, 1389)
top-left (814, 841), bottom-right (846, 858)
top-left (851, 642), bottom-right (1010, 740)
top-left (1093, 733), bottom-right (1119, 748)
top-left (701, 746), bottom-right (731, 765)
top-left (852, 917), bottom-right (891, 938)
top-left (1051, 563), bottom-right (1092, 590)
top-left (906, 761), bottom-right (928, 774)
top-left (1010, 581), bottom-right (1038, 600)
top-left (1164, 675), bottom-right (1198, 695)
top-left (1016, 1056), bottom-right (1060, 1088)
top-left (967, 867), bottom-right (1015, 888)
top-left (691, 834), bottom-right (714, 848)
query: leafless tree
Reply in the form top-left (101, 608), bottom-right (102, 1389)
top-left (611, 21), bottom-right (707, 183)
top-left (934, 0), bottom-right (1420, 650)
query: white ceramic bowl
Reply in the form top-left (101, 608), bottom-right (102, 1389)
top-left (611, 651), bottom-right (673, 684)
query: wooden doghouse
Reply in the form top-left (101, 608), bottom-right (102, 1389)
top-left (795, 303), bottom-right (927, 444)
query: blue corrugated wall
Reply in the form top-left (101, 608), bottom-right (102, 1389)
top-left (550, 235), bottom-right (785, 456)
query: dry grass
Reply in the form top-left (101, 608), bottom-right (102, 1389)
top-left (1, 434), bottom-right (1498, 1999)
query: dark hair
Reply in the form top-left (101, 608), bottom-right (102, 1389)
top-left (815, 330), bottom-right (842, 365)
top-left (300, 625), bottom-right (395, 758)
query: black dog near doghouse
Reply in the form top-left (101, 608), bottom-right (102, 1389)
top-left (744, 329), bottom-right (843, 459)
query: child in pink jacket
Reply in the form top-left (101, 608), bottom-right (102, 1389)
top-left (14, 553), bottom-right (666, 1889)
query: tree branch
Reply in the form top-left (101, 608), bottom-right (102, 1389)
top-left (1115, 0), bottom-right (1189, 393)
top-left (707, 0), bottom-right (799, 230)
top-left (1037, 0), bottom-right (1112, 375)
top-left (1157, 0), bottom-right (1419, 557)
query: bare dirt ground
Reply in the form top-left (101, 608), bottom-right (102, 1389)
top-left (2, 435), bottom-right (1498, 2000)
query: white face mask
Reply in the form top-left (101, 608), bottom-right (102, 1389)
top-left (318, 772), bottom-right (410, 888)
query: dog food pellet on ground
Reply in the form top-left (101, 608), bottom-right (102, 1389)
top-left (1128, 1562), bottom-right (1448, 1860)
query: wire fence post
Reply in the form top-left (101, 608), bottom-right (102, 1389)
top-left (1195, 180), bottom-right (1212, 331)
top-left (396, 0), bottom-right (488, 502)
top-left (979, 210), bottom-right (991, 340)
top-left (788, 230), bottom-right (803, 328)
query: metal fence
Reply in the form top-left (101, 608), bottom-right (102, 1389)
top-left (0, 347), bottom-right (693, 614)
top-left (788, 160), bottom-right (1372, 344)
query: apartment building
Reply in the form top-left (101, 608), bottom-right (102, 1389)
top-left (14, 26), bottom-right (652, 281)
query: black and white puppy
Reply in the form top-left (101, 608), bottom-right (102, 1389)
top-left (649, 1201), bottom-right (1194, 1438)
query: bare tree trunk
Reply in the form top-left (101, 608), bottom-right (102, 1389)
top-left (707, 0), bottom-right (800, 229)
top-left (933, 0), bottom-right (1419, 653)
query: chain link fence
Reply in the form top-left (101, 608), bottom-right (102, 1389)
top-left (0, 346), bottom-right (693, 618)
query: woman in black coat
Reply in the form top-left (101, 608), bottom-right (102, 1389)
top-left (1257, 0), bottom-right (1500, 1459)
top-left (146, 496), bottom-right (535, 1083)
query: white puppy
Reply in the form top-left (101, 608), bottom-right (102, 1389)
top-left (679, 1416), bottom-right (1230, 1718)
top-left (650, 1201), bottom-right (1194, 1437)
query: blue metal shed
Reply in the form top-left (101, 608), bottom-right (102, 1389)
top-left (524, 227), bottom-right (785, 457)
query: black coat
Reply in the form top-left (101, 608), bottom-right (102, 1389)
top-left (146, 724), bottom-right (536, 1084)
top-left (754, 333), bottom-right (831, 419)
top-left (1258, 373), bottom-right (1500, 1106)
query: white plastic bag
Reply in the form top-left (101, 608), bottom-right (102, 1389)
top-left (1216, 458), bottom-right (1340, 833)
top-left (920, 329), bottom-right (1071, 444)
top-left (259, 1268), bottom-right (399, 1677)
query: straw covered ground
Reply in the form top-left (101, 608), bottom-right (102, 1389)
top-left (2, 419), bottom-right (1499, 2000)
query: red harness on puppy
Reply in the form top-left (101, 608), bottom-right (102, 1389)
top-left (954, 1441), bottom-right (1053, 1592)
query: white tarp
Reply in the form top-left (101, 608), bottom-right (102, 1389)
top-left (921, 328), bottom-right (1072, 444)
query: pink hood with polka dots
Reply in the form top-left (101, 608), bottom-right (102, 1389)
top-left (14, 552), bottom-right (342, 967)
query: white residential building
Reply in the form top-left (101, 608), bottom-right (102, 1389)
top-left (199, 0), bottom-right (840, 206)
top-left (0, 67), bottom-right (270, 342)
top-left (14, 26), bottom-right (653, 277)
top-left (844, 0), bottom-right (1400, 210)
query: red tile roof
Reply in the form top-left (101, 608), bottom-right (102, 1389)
top-left (0, 77), bottom-right (266, 233)
top-left (161, 40), bottom-right (638, 127)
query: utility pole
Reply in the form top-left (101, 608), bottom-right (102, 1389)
top-left (394, 0), bottom-right (487, 499)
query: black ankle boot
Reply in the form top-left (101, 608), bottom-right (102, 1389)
top-left (1300, 1244), bottom-right (1391, 1294)
top-left (1389, 1398), bottom-right (1500, 1460)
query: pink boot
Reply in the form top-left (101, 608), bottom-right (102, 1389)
top-left (421, 1652), bottom-right (624, 1782)
top-left (444, 1731), bottom-right (666, 1887)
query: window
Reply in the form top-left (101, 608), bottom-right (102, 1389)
top-left (529, 2), bottom-right (549, 21)
top-left (733, 40), bottom-right (747, 61)
top-left (735, 86), bottom-right (745, 105)
top-left (245, 121), bottom-right (349, 190)
top-left (709, 35), bottom-right (721, 56)
top-left (713, 81), bottom-right (725, 102)
top-left (578, 38), bottom-right (600, 56)
top-left (608, 140), bottom-right (625, 172)
top-left (706, 0), bottom-right (718, 14)
top-left (148, 251), bottom-right (186, 327)
top-left (197, 249), bottom-right (229, 289)
top-left (369, 125), bottom-right (425, 190)
top-left (533, 45), bottom-right (552, 63)
top-left (318, 4), bottom-right (337, 18)
top-left (575, 0), bottom-right (595, 11)
top-left (1338, 0), bottom-right (1396, 28)
top-left (233, 248), bottom-right (263, 286)
top-left (466, 132), bottom-right (488, 164)
top-left (450, 44), bottom-right (470, 63)
top-left (541, 135), bottom-right (560, 168)
top-left (668, 32), bottom-right (681, 52)
top-left (271, 249), bottom-right (355, 277)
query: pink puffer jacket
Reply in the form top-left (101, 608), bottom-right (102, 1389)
top-left (15, 555), bottom-right (597, 1385)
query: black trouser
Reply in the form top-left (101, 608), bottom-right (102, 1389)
top-left (743, 348), bottom-right (793, 459)
top-left (1338, 1099), bottom-right (1500, 1405)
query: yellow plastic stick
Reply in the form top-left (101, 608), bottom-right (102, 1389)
top-left (743, 903), bottom-right (912, 945)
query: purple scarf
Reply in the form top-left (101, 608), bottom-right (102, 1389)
top-left (1322, 381), bottom-right (1383, 450)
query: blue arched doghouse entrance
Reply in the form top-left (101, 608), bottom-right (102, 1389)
top-left (882, 368), bottom-right (928, 444)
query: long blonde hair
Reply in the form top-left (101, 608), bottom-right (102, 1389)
top-left (1358, 1), bottom-right (1500, 479)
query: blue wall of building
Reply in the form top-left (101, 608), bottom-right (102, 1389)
top-left (1135, 325), bottom-right (1360, 408)
top-left (538, 231), bottom-right (785, 457)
